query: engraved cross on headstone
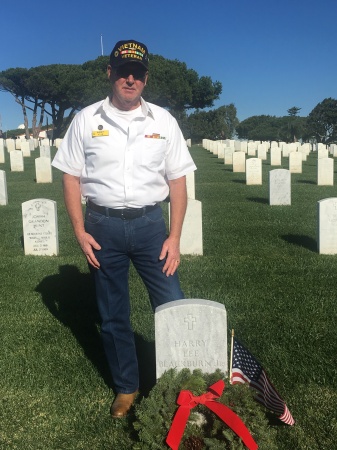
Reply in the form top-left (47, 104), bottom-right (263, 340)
top-left (184, 314), bottom-right (196, 330)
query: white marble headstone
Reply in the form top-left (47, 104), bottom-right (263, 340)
top-left (269, 169), bottom-right (291, 205)
top-left (155, 299), bottom-right (227, 378)
top-left (6, 139), bottom-right (15, 152)
top-left (10, 150), bottom-right (24, 172)
top-left (289, 152), bottom-right (302, 173)
top-left (177, 199), bottom-right (203, 255)
top-left (233, 151), bottom-right (246, 172)
top-left (40, 145), bottom-right (51, 159)
top-left (22, 198), bottom-right (59, 256)
top-left (317, 198), bottom-right (337, 254)
top-left (317, 157), bottom-right (334, 186)
top-left (0, 170), bottom-right (8, 205)
top-left (270, 147), bottom-right (281, 166)
top-left (186, 171), bottom-right (195, 199)
top-left (246, 158), bottom-right (262, 185)
top-left (0, 144), bottom-right (5, 164)
top-left (35, 157), bottom-right (53, 183)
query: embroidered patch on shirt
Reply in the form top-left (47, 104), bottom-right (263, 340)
top-left (92, 130), bottom-right (109, 137)
top-left (145, 133), bottom-right (166, 139)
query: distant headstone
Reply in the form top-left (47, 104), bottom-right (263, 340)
top-left (54, 138), bottom-right (63, 148)
top-left (40, 145), bottom-right (51, 159)
top-left (317, 157), bottom-right (334, 186)
top-left (289, 152), bottom-right (302, 173)
top-left (247, 142), bottom-right (256, 156)
top-left (186, 171), bottom-right (195, 199)
top-left (35, 157), bottom-right (53, 183)
top-left (217, 143), bottom-right (225, 159)
top-left (282, 144), bottom-right (289, 158)
top-left (155, 299), bottom-right (228, 378)
top-left (232, 151), bottom-right (246, 172)
top-left (270, 147), bottom-right (281, 166)
top-left (22, 198), bottom-right (59, 256)
top-left (10, 150), bottom-right (24, 172)
top-left (40, 138), bottom-right (50, 147)
top-left (269, 169), bottom-right (291, 205)
top-left (317, 198), bottom-right (337, 254)
top-left (0, 170), bottom-right (8, 205)
top-left (178, 199), bottom-right (203, 255)
top-left (21, 141), bottom-right (31, 157)
top-left (246, 158), bottom-right (262, 185)
top-left (257, 143), bottom-right (267, 160)
top-left (224, 147), bottom-right (234, 165)
top-left (0, 143), bottom-right (5, 163)
top-left (318, 149), bottom-right (329, 159)
top-left (6, 139), bottom-right (15, 152)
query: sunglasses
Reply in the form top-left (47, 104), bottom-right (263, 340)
top-left (115, 66), bottom-right (147, 81)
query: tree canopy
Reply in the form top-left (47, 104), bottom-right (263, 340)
top-left (186, 104), bottom-right (239, 142)
top-left (307, 98), bottom-right (337, 144)
top-left (0, 54), bottom-right (222, 139)
top-left (235, 114), bottom-right (309, 142)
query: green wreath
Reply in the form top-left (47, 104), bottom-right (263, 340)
top-left (133, 369), bottom-right (278, 450)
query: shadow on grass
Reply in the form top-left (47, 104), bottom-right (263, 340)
top-left (281, 234), bottom-right (317, 252)
top-left (35, 264), bottom-right (157, 394)
top-left (297, 180), bottom-right (316, 185)
top-left (35, 265), bottom-right (112, 387)
top-left (247, 197), bottom-right (269, 204)
top-left (232, 179), bottom-right (246, 184)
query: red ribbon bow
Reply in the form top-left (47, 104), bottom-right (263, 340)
top-left (166, 380), bottom-right (258, 450)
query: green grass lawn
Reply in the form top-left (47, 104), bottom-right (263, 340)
top-left (0, 145), bottom-right (336, 449)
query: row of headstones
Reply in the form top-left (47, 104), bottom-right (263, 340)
top-left (203, 139), bottom-right (334, 186)
top-left (203, 138), bottom-right (336, 157)
top-left (0, 139), bottom-right (61, 206)
top-left (1, 137), bottom-right (63, 151)
top-left (201, 142), bottom-right (337, 255)
top-left (0, 154), bottom-right (53, 206)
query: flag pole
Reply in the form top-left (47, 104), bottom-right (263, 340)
top-left (229, 329), bottom-right (234, 383)
top-left (100, 34), bottom-right (104, 56)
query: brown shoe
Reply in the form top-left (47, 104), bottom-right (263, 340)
top-left (110, 391), bottom-right (138, 418)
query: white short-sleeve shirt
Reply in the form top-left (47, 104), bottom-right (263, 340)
top-left (52, 97), bottom-right (196, 208)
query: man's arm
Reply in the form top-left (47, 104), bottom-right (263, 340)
top-left (159, 175), bottom-right (187, 276)
top-left (62, 173), bottom-right (101, 268)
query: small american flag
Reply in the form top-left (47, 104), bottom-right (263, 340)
top-left (231, 338), bottom-right (295, 426)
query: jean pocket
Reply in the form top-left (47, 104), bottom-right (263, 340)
top-left (85, 208), bottom-right (106, 225)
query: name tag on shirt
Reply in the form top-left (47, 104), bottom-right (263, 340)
top-left (92, 130), bottom-right (109, 137)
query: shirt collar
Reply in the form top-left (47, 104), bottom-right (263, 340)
top-left (94, 96), bottom-right (154, 120)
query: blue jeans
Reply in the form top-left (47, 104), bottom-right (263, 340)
top-left (84, 205), bottom-right (184, 393)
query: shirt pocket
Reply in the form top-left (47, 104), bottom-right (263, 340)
top-left (141, 139), bottom-right (167, 169)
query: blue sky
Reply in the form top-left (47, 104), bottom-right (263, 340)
top-left (1, 0), bottom-right (336, 131)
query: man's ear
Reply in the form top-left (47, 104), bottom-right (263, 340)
top-left (107, 65), bottom-right (113, 80)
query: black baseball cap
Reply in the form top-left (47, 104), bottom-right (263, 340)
top-left (110, 40), bottom-right (149, 69)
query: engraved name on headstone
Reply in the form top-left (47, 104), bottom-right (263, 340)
top-left (155, 299), bottom-right (227, 379)
top-left (22, 198), bottom-right (59, 256)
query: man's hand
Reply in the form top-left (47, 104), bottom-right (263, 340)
top-left (76, 231), bottom-right (101, 269)
top-left (159, 236), bottom-right (180, 277)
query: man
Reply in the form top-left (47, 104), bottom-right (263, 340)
top-left (52, 39), bottom-right (196, 418)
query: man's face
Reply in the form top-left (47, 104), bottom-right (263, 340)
top-left (107, 63), bottom-right (148, 111)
